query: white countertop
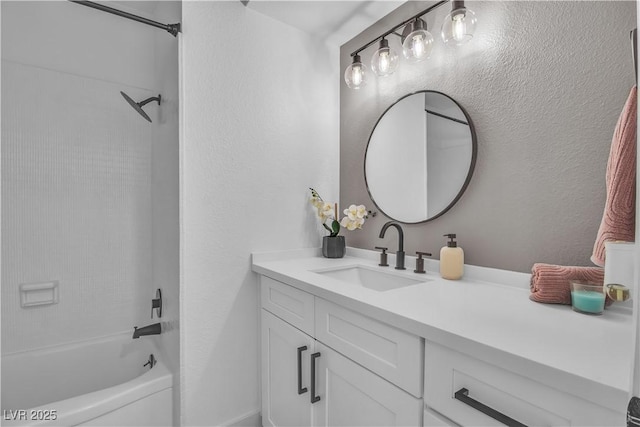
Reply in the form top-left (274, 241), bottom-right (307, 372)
top-left (252, 247), bottom-right (635, 412)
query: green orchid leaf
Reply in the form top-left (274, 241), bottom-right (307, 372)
top-left (331, 220), bottom-right (340, 237)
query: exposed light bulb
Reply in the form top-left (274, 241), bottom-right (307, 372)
top-left (352, 66), bottom-right (363, 85)
top-left (371, 38), bottom-right (399, 77)
top-left (412, 34), bottom-right (425, 58)
top-left (442, 1), bottom-right (477, 46)
top-left (344, 54), bottom-right (367, 89)
top-left (402, 19), bottom-right (433, 63)
top-left (379, 53), bottom-right (390, 72)
top-left (453, 14), bottom-right (466, 41)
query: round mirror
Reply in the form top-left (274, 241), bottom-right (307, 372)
top-left (365, 91), bottom-right (477, 223)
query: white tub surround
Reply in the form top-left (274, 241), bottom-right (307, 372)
top-left (253, 247), bottom-right (633, 426)
top-left (1, 333), bottom-right (173, 427)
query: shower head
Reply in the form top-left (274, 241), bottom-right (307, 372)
top-left (120, 91), bottom-right (161, 123)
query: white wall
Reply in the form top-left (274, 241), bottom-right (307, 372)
top-left (180, 1), bottom-right (339, 425)
top-left (1, 1), bottom-right (156, 90)
top-left (1, 1), bottom-right (159, 353)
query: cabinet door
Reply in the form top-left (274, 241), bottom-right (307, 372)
top-left (262, 310), bottom-right (314, 427)
top-left (312, 342), bottom-right (423, 427)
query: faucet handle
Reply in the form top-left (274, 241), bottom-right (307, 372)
top-left (414, 251), bottom-right (432, 274)
top-left (143, 354), bottom-right (156, 369)
top-left (375, 246), bottom-right (389, 267)
top-left (151, 289), bottom-right (162, 319)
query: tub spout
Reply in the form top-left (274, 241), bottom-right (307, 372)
top-left (132, 322), bottom-right (161, 339)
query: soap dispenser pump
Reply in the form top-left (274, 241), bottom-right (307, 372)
top-left (440, 234), bottom-right (464, 280)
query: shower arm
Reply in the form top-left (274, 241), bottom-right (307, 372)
top-left (138, 95), bottom-right (161, 107)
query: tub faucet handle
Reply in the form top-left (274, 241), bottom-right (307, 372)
top-left (151, 289), bottom-right (162, 319)
top-left (143, 354), bottom-right (156, 369)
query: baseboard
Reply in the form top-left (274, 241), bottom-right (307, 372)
top-left (226, 409), bottom-right (261, 427)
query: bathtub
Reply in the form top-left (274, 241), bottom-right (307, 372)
top-left (1, 332), bottom-right (173, 426)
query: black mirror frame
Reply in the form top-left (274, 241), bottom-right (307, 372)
top-left (364, 90), bottom-right (478, 224)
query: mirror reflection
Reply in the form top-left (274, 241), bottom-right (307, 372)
top-left (365, 91), bottom-right (477, 223)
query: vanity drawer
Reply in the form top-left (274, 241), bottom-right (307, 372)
top-left (261, 276), bottom-right (314, 335)
top-left (315, 298), bottom-right (423, 397)
top-left (424, 341), bottom-right (622, 427)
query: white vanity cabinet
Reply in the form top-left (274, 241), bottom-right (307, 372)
top-left (254, 251), bottom-right (630, 427)
top-left (260, 276), bottom-right (423, 427)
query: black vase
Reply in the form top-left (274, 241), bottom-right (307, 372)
top-left (322, 236), bottom-right (346, 258)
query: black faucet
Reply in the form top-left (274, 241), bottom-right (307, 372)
top-left (379, 221), bottom-right (405, 270)
top-left (132, 322), bottom-right (161, 339)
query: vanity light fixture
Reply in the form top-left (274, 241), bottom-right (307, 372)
top-left (345, 54), bottom-right (367, 89)
top-left (441, 0), bottom-right (477, 46)
top-left (344, 0), bottom-right (477, 89)
top-left (371, 38), bottom-right (399, 77)
top-left (401, 18), bottom-right (434, 63)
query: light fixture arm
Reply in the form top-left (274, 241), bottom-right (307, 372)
top-left (349, 0), bottom-right (448, 57)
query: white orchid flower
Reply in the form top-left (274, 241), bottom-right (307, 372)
top-left (344, 204), bottom-right (356, 220)
top-left (344, 204), bottom-right (368, 221)
top-left (340, 217), bottom-right (356, 230)
top-left (311, 197), bottom-right (323, 209)
top-left (310, 188), bottom-right (367, 235)
top-left (340, 216), bottom-right (365, 230)
top-left (318, 202), bottom-right (334, 221)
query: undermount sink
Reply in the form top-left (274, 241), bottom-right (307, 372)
top-left (313, 265), bottom-right (429, 292)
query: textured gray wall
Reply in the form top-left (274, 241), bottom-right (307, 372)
top-left (341, 1), bottom-right (636, 273)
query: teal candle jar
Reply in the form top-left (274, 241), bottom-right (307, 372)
top-left (570, 281), bottom-right (605, 315)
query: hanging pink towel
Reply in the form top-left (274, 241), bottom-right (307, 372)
top-left (530, 263), bottom-right (604, 305)
top-left (591, 86), bottom-right (637, 267)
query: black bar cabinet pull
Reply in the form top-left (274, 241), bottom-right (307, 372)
top-left (297, 346), bottom-right (308, 395)
top-left (310, 352), bottom-right (321, 404)
top-left (454, 388), bottom-right (527, 427)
